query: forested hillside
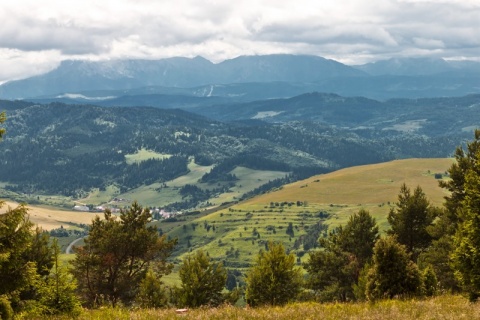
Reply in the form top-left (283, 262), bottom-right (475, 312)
top-left (0, 97), bottom-right (467, 209)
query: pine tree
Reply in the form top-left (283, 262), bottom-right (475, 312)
top-left (72, 201), bottom-right (176, 307)
top-left (387, 184), bottom-right (436, 260)
top-left (305, 210), bottom-right (378, 301)
top-left (135, 269), bottom-right (168, 308)
top-left (366, 236), bottom-right (422, 300)
top-left (177, 249), bottom-right (227, 308)
top-left (451, 150), bottom-right (480, 301)
top-left (245, 241), bottom-right (302, 306)
top-left (37, 239), bottom-right (81, 316)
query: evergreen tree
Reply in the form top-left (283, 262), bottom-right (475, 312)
top-left (439, 129), bottom-right (480, 223)
top-left (387, 184), bottom-right (436, 260)
top-left (305, 210), bottom-right (378, 301)
top-left (135, 269), bottom-right (168, 308)
top-left (451, 149), bottom-right (480, 301)
top-left (37, 239), bottom-right (81, 316)
top-left (72, 201), bottom-right (176, 307)
top-left (245, 241), bottom-right (302, 306)
top-left (177, 249), bottom-right (227, 308)
top-left (0, 204), bottom-right (37, 298)
top-left (366, 236), bottom-right (422, 300)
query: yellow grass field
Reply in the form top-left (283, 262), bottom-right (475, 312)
top-left (0, 200), bottom-right (98, 230)
top-left (244, 158), bottom-right (453, 207)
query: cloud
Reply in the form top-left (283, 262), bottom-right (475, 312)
top-left (0, 0), bottom-right (478, 81)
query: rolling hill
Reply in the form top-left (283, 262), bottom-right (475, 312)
top-left (157, 158), bottom-right (453, 272)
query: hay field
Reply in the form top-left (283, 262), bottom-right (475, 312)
top-left (0, 200), bottom-right (97, 230)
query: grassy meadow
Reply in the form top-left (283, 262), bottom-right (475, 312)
top-left (42, 295), bottom-right (480, 320)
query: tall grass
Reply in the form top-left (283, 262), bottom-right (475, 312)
top-left (39, 295), bottom-right (480, 320)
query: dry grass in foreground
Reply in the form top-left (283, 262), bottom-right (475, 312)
top-left (47, 295), bottom-right (480, 320)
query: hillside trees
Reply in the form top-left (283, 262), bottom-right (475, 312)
top-left (71, 202), bottom-right (176, 307)
top-left (245, 241), bottom-right (302, 306)
top-left (387, 184), bottom-right (437, 260)
top-left (305, 209), bottom-right (379, 301)
top-left (177, 249), bottom-right (227, 307)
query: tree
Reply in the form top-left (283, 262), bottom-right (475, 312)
top-left (387, 184), bottom-right (436, 260)
top-left (0, 203), bottom-right (37, 298)
top-left (71, 201), bottom-right (176, 307)
top-left (36, 239), bottom-right (81, 316)
top-left (335, 209), bottom-right (379, 270)
top-left (0, 111), bottom-right (5, 141)
top-left (366, 236), bottom-right (422, 300)
top-left (135, 269), bottom-right (168, 308)
top-left (245, 241), bottom-right (302, 306)
top-left (305, 210), bottom-right (378, 301)
top-left (451, 149), bottom-right (480, 301)
top-left (177, 249), bottom-right (227, 308)
top-left (439, 129), bottom-right (480, 223)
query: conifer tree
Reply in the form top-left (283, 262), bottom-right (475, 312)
top-left (451, 149), bottom-right (480, 301)
top-left (366, 236), bottom-right (422, 300)
top-left (177, 249), bottom-right (227, 308)
top-left (72, 201), bottom-right (176, 307)
top-left (305, 210), bottom-right (378, 301)
top-left (387, 184), bottom-right (436, 260)
top-left (245, 241), bottom-right (302, 306)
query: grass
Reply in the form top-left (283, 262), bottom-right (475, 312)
top-left (0, 200), bottom-right (96, 231)
top-left (39, 295), bottom-right (480, 319)
top-left (124, 148), bottom-right (172, 164)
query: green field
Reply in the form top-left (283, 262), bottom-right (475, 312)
top-left (124, 148), bottom-right (172, 164)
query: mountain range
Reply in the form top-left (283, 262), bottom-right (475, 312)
top-left (1, 55), bottom-right (479, 101)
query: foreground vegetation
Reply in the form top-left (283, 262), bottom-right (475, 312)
top-left (46, 295), bottom-right (480, 320)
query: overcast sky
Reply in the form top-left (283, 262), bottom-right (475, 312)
top-left (0, 0), bottom-right (479, 82)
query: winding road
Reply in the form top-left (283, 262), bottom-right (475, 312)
top-left (66, 237), bottom-right (85, 254)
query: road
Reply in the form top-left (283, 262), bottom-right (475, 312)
top-left (66, 237), bottom-right (85, 254)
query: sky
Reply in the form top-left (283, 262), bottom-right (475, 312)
top-left (0, 0), bottom-right (479, 83)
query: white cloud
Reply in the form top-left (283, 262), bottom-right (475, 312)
top-left (0, 0), bottom-right (478, 81)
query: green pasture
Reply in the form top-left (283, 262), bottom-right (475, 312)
top-left (124, 148), bottom-right (172, 164)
